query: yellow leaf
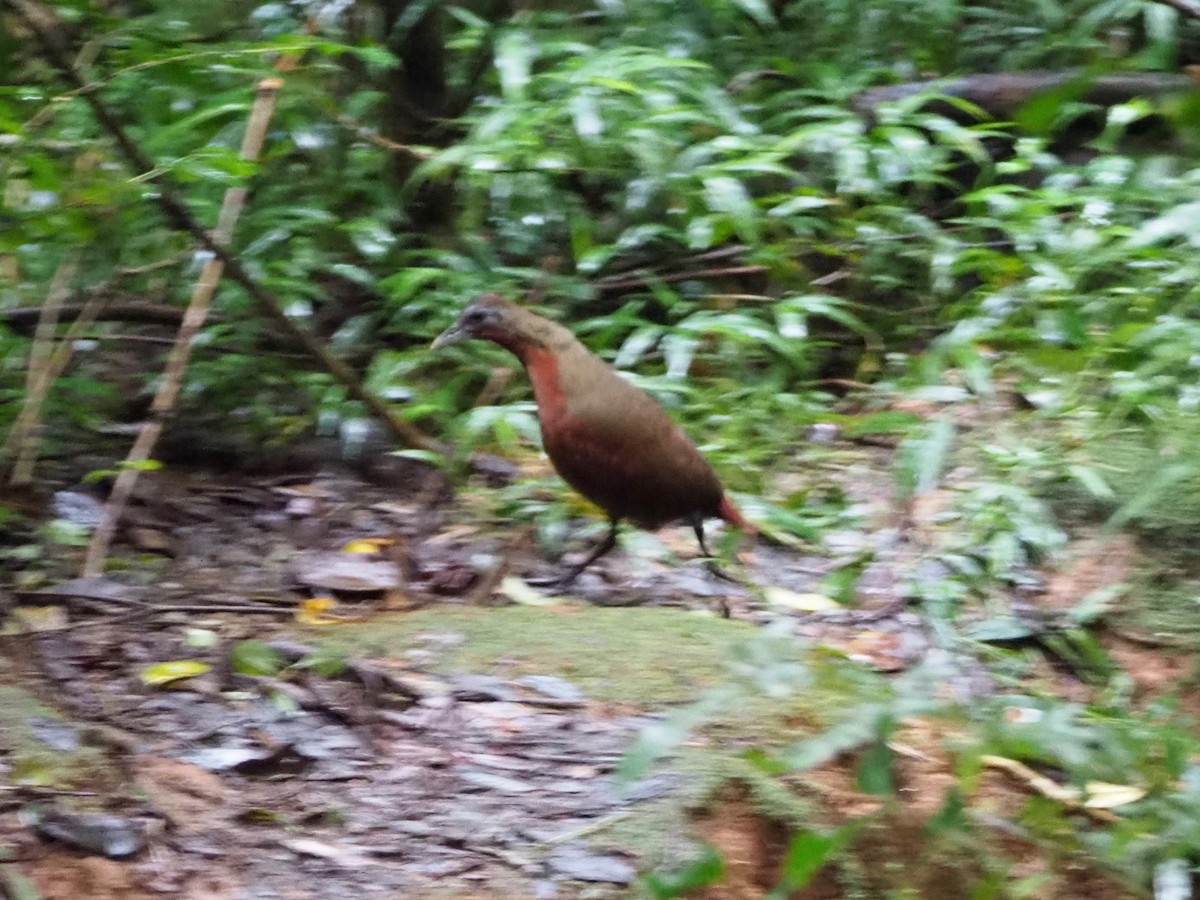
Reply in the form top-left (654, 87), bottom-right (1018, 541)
top-left (141, 660), bottom-right (212, 686)
top-left (763, 587), bottom-right (840, 611)
top-left (296, 597), bottom-right (339, 626)
top-left (341, 538), bottom-right (394, 554)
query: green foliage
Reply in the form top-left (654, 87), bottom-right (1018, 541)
top-left (8, 1), bottom-right (1200, 889)
top-left (229, 639), bottom-right (287, 677)
top-left (642, 845), bottom-right (725, 898)
top-left (771, 824), bottom-right (855, 896)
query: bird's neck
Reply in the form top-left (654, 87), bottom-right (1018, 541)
top-left (492, 324), bottom-right (593, 427)
top-left (514, 343), bottom-right (571, 428)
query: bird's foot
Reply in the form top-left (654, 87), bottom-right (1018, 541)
top-left (523, 573), bottom-right (571, 590)
top-left (524, 567), bottom-right (589, 591)
top-left (703, 559), bottom-right (744, 585)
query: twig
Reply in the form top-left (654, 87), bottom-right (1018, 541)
top-left (594, 264), bottom-right (767, 294)
top-left (981, 754), bottom-right (1120, 824)
top-left (151, 603), bottom-right (300, 615)
top-left (0, 600), bottom-right (298, 636)
top-left (80, 72), bottom-right (282, 576)
top-left (2, 252), bottom-right (79, 483)
top-left (330, 109), bottom-right (431, 157)
top-left (541, 812), bottom-right (633, 845)
top-left (114, 253), bottom-right (186, 276)
top-left (4, 265), bottom-right (113, 486)
top-left (0, 609), bottom-right (148, 634)
top-left (0, 301), bottom-right (186, 333)
top-left (89, 334), bottom-right (179, 347)
top-left (10, 0), bottom-right (441, 458)
top-left (810, 269), bottom-right (851, 287)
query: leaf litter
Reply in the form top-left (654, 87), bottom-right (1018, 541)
top-left (0, 429), bottom-right (1182, 899)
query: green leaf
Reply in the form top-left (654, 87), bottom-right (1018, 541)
top-left (643, 845), bottom-right (724, 898)
top-left (924, 786), bottom-right (966, 836)
top-left (702, 175), bottom-right (759, 243)
top-left (775, 827), bottom-right (847, 893)
top-left (617, 692), bottom-right (731, 786)
top-left (842, 411), bottom-right (923, 437)
top-left (1104, 462), bottom-right (1194, 532)
top-left (229, 639), bottom-right (286, 677)
top-left (730, 0), bottom-right (775, 26)
top-left (390, 449), bottom-right (449, 469)
top-left (495, 32), bottom-right (535, 100)
top-left (294, 648), bottom-right (348, 677)
top-left (896, 419), bottom-right (955, 499)
top-left (1129, 201), bottom-right (1200, 248)
top-left (43, 519), bottom-right (89, 547)
top-left (967, 617), bottom-right (1038, 642)
top-left (1066, 464), bottom-right (1113, 501)
top-left (785, 716), bottom-right (878, 770)
top-left (855, 740), bottom-right (894, 795)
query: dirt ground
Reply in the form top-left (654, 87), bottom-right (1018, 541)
top-left (0, 440), bottom-right (1188, 899)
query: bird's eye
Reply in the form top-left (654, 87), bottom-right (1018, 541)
top-left (463, 308), bottom-right (490, 327)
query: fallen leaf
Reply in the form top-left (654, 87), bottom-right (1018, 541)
top-left (763, 587), bottom-right (840, 611)
top-left (289, 550), bottom-right (401, 594)
top-left (342, 537), bottom-right (395, 554)
top-left (981, 755), bottom-right (1123, 823)
top-left (1083, 781), bottom-right (1147, 809)
top-left (281, 837), bottom-right (372, 868)
top-left (183, 628), bottom-right (219, 649)
top-left (7, 605), bottom-right (68, 632)
top-left (140, 660), bottom-right (212, 686)
top-left (501, 576), bottom-right (562, 606)
top-left (295, 597), bottom-right (339, 626)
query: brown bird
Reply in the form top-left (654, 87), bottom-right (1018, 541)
top-left (432, 293), bottom-right (753, 584)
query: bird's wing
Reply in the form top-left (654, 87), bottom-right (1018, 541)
top-left (543, 392), bottom-right (721, 525)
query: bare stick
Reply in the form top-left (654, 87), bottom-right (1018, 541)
top-left (81, 75), bottom-right (282, 575)
top-left (6, 285), bottom-right (108, 485)
top-left (3, 254), bottom-right (78, 483)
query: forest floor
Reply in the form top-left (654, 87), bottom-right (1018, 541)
top-left (0, 405), bottom-right (1195, 899)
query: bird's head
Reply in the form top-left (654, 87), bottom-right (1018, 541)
top-left (432, 293), bottom-right (545, 351)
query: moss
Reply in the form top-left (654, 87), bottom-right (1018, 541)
top-left (0, 682), bottom-right (110, 791)
top-left (300, 605), bottom-right (855, 882)
top-left (300, 605), bottom-right (762, 705)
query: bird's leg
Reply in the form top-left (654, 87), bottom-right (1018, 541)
top-left (527, 518), bottom-right (621, 589)
top-left (554, 518), bottom-right (620, 586)
top-left (691, 517), bottom-right (743, 603)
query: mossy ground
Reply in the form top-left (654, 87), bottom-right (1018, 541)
top-left (303, 606), bottom-right (764, 707)
top-left (0, 679), bottom-right (111, 793)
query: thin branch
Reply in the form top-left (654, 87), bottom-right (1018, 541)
top-left (81, 74), bottom-right (279, 576)
top-left (0, 301), bottom-right (185, 333)
top-left (9, 0), bottom-right (441, 458)
top-left (330, 109), bottom-right (431, 157)
top-left (3, 253), bottom-right (80, 484)
top-left (593, 264), bottom-right (767, 294)
top-left (114, 253), bottom-right (187, 277)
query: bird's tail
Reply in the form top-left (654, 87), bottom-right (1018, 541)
top-left (718, 495), bottom-right (756, 538)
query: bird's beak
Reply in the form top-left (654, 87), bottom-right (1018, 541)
top-left (431, 324), bottom-right (467, 349)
